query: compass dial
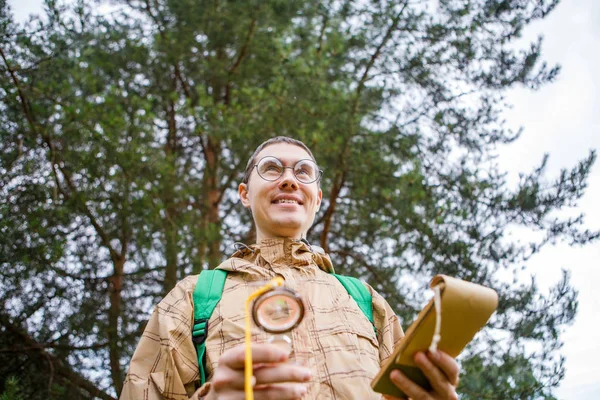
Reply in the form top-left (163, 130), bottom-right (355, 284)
top-left (252, 287), bottom-right (304, 334)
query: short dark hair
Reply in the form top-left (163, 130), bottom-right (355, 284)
top-left (242, 136), bottom-right (318, 184)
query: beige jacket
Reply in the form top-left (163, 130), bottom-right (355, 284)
top-left (120, 239), bottom-right (404, 399)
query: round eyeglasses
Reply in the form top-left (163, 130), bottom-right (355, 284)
top-left (253, 156), bottom-right (322, 184)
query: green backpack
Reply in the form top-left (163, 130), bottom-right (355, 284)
top-left (192, 269), bottom-right (375, 385)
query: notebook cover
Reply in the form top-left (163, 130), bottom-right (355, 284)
top-left (371, 275), bottom-right (498, 398)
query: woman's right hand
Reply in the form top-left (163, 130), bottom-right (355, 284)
top-left (205, 343), bottom-right (311, 400)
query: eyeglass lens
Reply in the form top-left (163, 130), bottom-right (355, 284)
top-left (257, 157), bottom-right (319, 183)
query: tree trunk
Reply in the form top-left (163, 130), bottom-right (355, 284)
top-left (108, 257), bottom-right (124, 394)
top-left (203, 136), bottom-right (223, 268)
top-left (163, 97), bottom-right (179, 292)
top-left (163, 221), bottom-right (178, 291)
top-left (320, 172), bottom-right (344, 252)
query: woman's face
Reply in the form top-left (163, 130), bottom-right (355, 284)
top-left (238, 143), bottom-right (322, 242)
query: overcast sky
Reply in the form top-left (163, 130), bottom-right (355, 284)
top-left (7, 1), bottom-right (600, 399)
top-left (498, 2), bottom-right (600, 399)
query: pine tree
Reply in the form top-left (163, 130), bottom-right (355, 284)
top-left (0, 0), bottom-right (596, 398)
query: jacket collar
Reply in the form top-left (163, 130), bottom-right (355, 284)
top-left (216, 238), bottom-right (334, 273)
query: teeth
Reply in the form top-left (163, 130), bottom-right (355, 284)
top-left (275, 199), bottom-right (298, 204)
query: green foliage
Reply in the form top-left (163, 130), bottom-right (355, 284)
top-left (1, 377), bottom-right (24, 400)
top-left (0, 0), bottom-right (596, 398)
top-left (460, 351), bottom-right (561, 400)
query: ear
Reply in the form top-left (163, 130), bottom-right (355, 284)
top-left (239, 183), bottom-right (251, 208)
top-left (316, 188), bottom-right (323, 211)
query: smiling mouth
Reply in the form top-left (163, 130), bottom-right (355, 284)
top-left (273, 199), bottom-right (300, 205)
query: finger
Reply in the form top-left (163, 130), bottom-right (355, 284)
top-left (427, 350), bottom-right (460, 386)
top-left (219, 343), bottom-right (289, 370)
top-left (254, 364), bottom-right (311, 385)
top-left (210, 366), bottom-right (247, 391)
top-left (389, 369), bottom-right (429, 400)
top-left (413, 352), bottom-right (457, 399)
top-left (254, 383), bottom-right (308, 400)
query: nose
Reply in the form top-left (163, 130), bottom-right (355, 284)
top-left (278, 167), bottom-right (299, 190)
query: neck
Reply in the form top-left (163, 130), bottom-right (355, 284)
top-left (255, 231), bottom-right (303, 244)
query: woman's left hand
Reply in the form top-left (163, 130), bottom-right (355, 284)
top-left (384, 350), bottom-right (459, 400)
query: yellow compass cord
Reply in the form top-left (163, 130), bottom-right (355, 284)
top-left (244, 277), bottom-right (285, 400)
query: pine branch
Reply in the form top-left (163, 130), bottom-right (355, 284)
top-left (0, 313), bottom-right (117, 400)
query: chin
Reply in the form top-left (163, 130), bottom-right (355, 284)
top-left (270, 218), bottom-right (304, 236)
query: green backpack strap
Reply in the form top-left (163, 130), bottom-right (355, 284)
top-left (331, 274), bottom-right (375, 329)
top-left (192, 269), bottom-right (227, 385)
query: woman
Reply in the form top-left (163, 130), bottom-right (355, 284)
top-left (121, 137), bottom-right (459, 399)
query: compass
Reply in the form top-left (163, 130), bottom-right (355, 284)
top-left (251, 286), bottom-right (304, 334)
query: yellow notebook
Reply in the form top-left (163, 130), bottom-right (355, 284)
top-left (371, 275), bottom-right (498, 398)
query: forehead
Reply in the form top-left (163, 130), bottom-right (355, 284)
top-left (255, 143), bottom-right (313, 164)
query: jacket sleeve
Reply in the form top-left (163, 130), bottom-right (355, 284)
top-left (120, 275), bottom-right (211, 400)
top-left (365, 284), bottom-right (405, 365)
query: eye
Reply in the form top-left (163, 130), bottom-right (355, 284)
top-left (258, 158), bottom-right (283, 175)
top-left (295, 161), bottom-right (316, 177)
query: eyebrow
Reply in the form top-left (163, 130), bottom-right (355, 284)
top-left (261, 156), bottom-right (313, 166)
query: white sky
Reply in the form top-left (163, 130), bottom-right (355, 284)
top-left (497, 2), bottom-right (600, 398)
top-left (7, 1), bottom-right (600, 399)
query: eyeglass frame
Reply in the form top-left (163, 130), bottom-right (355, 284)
top-left (251, 156), bottom-right (323, 184)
